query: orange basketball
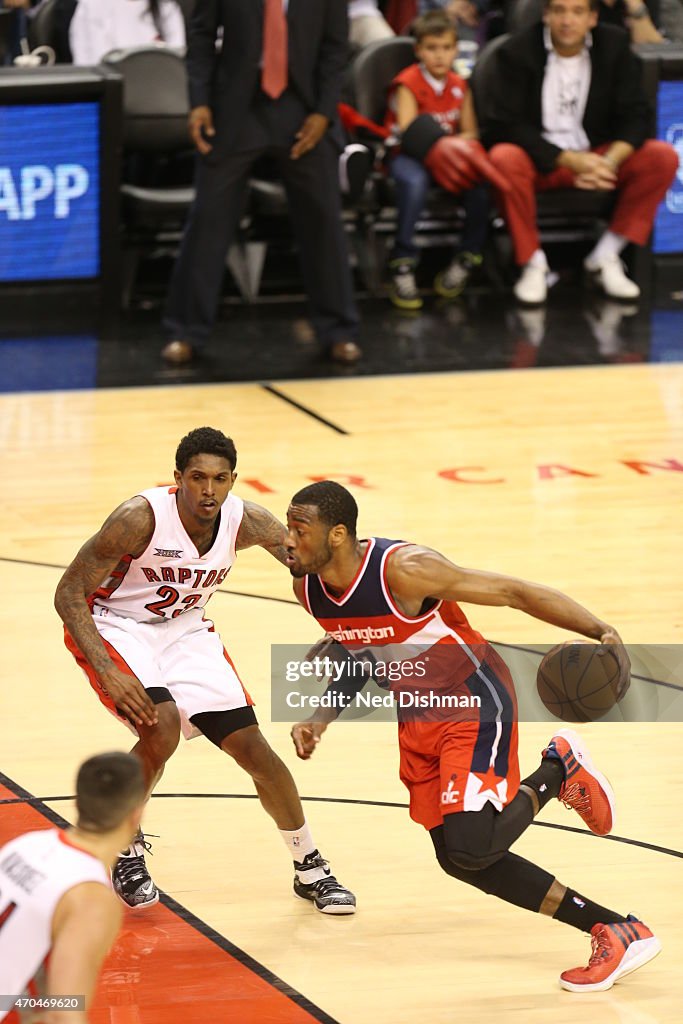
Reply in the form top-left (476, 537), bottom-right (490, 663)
top-left (536, 641), bottom-right (622, 723)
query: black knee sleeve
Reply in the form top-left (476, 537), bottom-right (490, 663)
top-left (431, 824), bottom-right (504, 881)
top-left (447, 847), bottom-right (506, 872)
top-left (442, 806), bottom-right (507, 871)
top-left (430, 824), bottom-right (556, 912)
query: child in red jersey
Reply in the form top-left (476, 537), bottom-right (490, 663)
top-left (385, 10), bottom-right (490, 309)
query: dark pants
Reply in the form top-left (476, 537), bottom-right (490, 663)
top-left (163, 134), bottom-right (359, 349)
top-left (389, 154), bottom-right (490, 262)
top-left (3, 9), bottom-right (24, 63)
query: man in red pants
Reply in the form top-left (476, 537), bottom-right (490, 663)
top-left (483, 0), bottom-right (678, 304)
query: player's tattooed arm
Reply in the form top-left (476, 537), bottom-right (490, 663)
top-left (235, 501), bottom-right (288, 564)
top-left (54, 498), bottom-right (154, 676)
top-left (54, 498), bottom-right (158, 727)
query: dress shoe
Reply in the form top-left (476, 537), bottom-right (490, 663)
top-left (330, 339), bottom-right (362, 364)
top-left (161, 340), bottom-right (195, 364)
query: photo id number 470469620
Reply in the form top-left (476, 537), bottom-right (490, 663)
top-left (0, 996), bottom-right (85, 1011)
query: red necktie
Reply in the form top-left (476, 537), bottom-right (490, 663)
top-left (262, 0), bottom-right (288, 100)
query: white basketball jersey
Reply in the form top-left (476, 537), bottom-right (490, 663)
top-left (0, 829), bottom-right (110, 1019)
top-left (92, 486), bottom-right (244, 624)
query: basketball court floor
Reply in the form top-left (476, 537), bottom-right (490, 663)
top-left (1, 335), bottom-right (682, 1022)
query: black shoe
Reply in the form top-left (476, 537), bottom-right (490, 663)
top-left (112, 830), bottom-right (159, 910)
top-left (293, 851), bottom-right (356, 915)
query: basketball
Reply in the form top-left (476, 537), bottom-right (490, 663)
top-left (536, 641), bottom-right (623, 723)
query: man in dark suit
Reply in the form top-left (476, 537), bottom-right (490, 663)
top-left (482, 0), bottom-right (678, 304)
top-left (162, 0), bottom-right (361, 364)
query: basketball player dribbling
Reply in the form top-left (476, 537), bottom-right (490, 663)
top-left (285, 480), bottom-right (661, 992)
top-left (0, 753), bottom-right (145, 1024)
top-left (54, 428), bottom-right (355, 916)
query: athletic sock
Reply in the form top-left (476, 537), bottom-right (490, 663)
top-left (279, 821), bottom-right (320, 871)
top-left (554, 887), bottom-right (627, 932)
top-left (585, 230), bottom-right (628, 269)
top-left (520, 757), bottom-right (565, 811)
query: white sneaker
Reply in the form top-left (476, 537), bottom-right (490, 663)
top-left (514, 263), bottom-right (547, 304)
top-left (585, 253), bottom-right (640, 300)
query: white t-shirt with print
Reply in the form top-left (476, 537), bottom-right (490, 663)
top-left (541, 31), bottom-right (591, 151)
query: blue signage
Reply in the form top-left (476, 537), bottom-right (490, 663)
top-left (0, 335), bottom-right (98, 392)
top-left (0, 102), bottom-right (100, 280)
top-left (653, 81), bottom-right (683, 255)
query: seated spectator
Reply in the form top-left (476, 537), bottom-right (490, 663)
top-left (70, 0), bottom-right (185, 65)
top-left (598, 0), bottom-right (664, 43)
top-left (484, 0), bottom-right (678, 304)
top-left (348, 0), bottom-right (395, 49)
top-left (418, 0), bottom-right (506, 70)
top-left (384, 10), bottom-right (497, 309)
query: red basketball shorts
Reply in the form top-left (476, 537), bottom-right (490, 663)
top-left (398, 655), bottom-right (520, 831)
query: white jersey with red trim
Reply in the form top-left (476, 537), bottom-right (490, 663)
top-left (91, 486), bottom-right (244, 624)
top-left (0, 829), bottom-right (110, 1020)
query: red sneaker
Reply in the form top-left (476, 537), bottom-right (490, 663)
top-left (542, 727), bottom-right (615, 836)
top-left (560, 916), bottom-right (661, 992)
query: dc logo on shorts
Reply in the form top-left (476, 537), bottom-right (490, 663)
top-left (441, 778), bottom-right (460, 805)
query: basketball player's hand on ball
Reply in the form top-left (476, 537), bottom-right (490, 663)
top-left (291, 721), bottom-right (327, 759)
top-left (98, 666), bottom-right (159, 728)
top-left (598, 629), bottom-right (631, 700)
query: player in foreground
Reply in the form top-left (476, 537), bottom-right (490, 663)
top-left (286, 481), bottom-right (660, 991)
top-left (0, 752), bottom-right (145, 1024)
top-left (55, 428), bottom-right (354, 916)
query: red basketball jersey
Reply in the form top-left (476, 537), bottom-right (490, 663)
top-left (303, 538), bottom-right (520, 825)
top-left (302, 537), bottom-right (516, 718)
top-left (384, 63), bottom-right (467, 138)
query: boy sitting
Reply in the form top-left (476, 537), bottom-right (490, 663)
top-left (384, 10), bottom-right (493, 309)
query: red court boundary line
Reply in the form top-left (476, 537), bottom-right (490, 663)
top-left (0, 771), bottom-right (341, 1024)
